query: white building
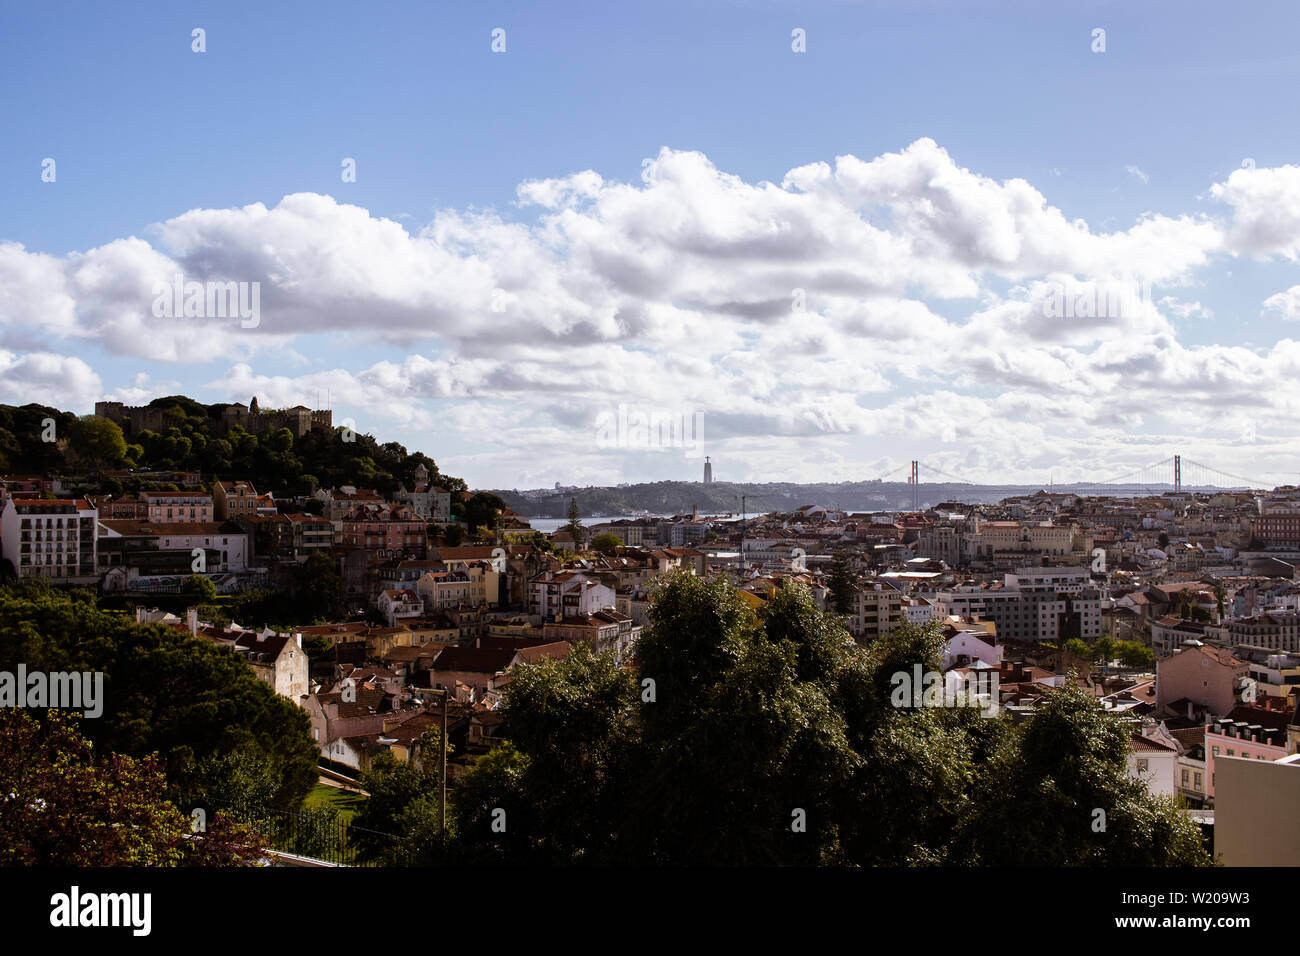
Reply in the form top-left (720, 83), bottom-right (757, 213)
top-left (1128, 721), bottom-right (1180, 797)
top-left (0, 497), bottom-right (99, 583)
top-left (378, 588), bottom-right (424, 626)
top-left (903, 597), bottom-right (939, 626)
top-left (941, 628), bottom-right (1004, 670)
top-left (528, 570), bottom-right (616, 620)
top-left (394, 463), bottom-right (452, 522)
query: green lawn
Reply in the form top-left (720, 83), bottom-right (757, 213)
top-left (304, 782), bottom-right (367, 824)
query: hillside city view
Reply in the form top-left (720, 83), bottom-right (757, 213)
top-left (0, 0), bottom-right (1289, 939)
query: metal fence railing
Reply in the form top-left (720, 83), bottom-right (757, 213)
top-left (247, 809), bottom-right (414, 867)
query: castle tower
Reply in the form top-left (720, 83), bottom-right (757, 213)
top-left (703, 456), bottom-right (713, 484)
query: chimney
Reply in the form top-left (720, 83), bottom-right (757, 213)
top-left (186, 606), bottom-right (198, 637)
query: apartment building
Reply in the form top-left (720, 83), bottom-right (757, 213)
top-left (1151, 615), bottom-right (1210, 658)
top-left (416, 568), bottom-right (493, 610)
top-left (378, 588), bottom-right (424, 626)
top-left (543, 609), bottom-right (640, 663)
top-left (0, 497), bottom-right (99, 583)
top-left (528, 570), bottom-right (616, 619)
top-left (1205, 612), bottom-right (1300, 655)
top-left (1250, 502), bottom-right (1300, 547)
top-left (340, 508), bottom-right (427, 560)
top-left (141, 490), bottom-right (213, 524)
top-left (1237, 650), bottom-right (1300, 697)
top-left (1205, 713), bottom-right (1290, 801)
top-left (213, 480), bottom-right (261, 521)
top-left (844, 580), bottom-right (905, 643)
top-left (96, 520), bottom-right (250, 574)
top-left (936, 567), bottom-right (1101, 643)
top-left (917, 519), bottom-right (1090, 567)
top-left (315, 485), bottom-right (388, 522)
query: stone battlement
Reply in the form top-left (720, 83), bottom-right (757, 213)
top-left (95, 399), bottom-right (332, 440)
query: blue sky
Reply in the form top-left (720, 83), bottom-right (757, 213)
top-left (4, 0), bottom-right (1300, 490)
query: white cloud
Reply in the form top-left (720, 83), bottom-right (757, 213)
top-left (0, 351), bottom-right (102, 410)
top-left (3, 140), bottom-right (1300, 484)
top-left (1264, 285), bottom-right (1300, 319)
top-left (1210, 163), bottom-right (1300, 259)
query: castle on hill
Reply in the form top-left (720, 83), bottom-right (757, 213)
top-left (94, 397), bottom-right (332, 440)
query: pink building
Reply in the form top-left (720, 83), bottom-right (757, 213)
top-left (94, 496), bottom-right (148, 519)
top-left (341, 508), bottom-right (427, 559)
top-left (1155, 642), bottom-right (1249, 719)
top-left (141, 490), bottom-right (213, 524)
top-left (1205, 705), bottom-right (1291, 800)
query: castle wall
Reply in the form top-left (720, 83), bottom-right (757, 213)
top-left (95, 401), bottom-right (331, 440)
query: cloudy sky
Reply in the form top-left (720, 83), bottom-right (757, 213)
top-left (4, 0), bottom-right (1300, 491)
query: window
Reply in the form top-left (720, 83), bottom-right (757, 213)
top-left (1194, 773), bottom-right (1202, 788)
top-left (1181, 769), bottom-right (1189, 784)
top-left (1137, 758), bottom-right (1148, 772)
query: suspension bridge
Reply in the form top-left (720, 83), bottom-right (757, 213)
top-left (873, 455), bottom-right (1285, 510)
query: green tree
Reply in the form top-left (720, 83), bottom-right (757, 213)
top-left (0, 590), bottom-right (318, 812)
top-left (0, 709), bottom-right (267, 866)
top-left (181, 573), bottom-right (218, 604)
top-left (203, 438), bottom-right (233, 472)
top-left (825, 553), bottom-right (856, 616)
top-left (352, 751), bottom-right (443, 863)
top-left (446, 573), bottom-right (1210, 867)
top-left (172, 747), bottom-right (283, 823)
top-left (951, 679), bottom-right (1211, 865)
top-left (266, 427), bottom-right (294, 454)
top-left (294, 551), bottom-right (341, 622)
top-left (1062, 637), bottom-right (1091, 660)
top-left (460, 492), bottom-right (506, 531)
top-left (590, 532), bottom-right (622, 552)
top-left (451, 742), bottom-right (533, 864)
top-left (302, 635), bottom-right (335, 666)
top-left (67, 415), bottom-right (127, 469)
top-left (1093, 635), bottom-right (1117, 665)
top-left (1116, 640), bottom-right (1155, 670)
top-left (563, 498), bottom-right (586, 549)
top-left (441, 524), bottom-right (466, 547)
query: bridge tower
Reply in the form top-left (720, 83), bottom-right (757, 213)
top-left (1174, 455), bottom-right (1181, 492)
top-left (910, 460), bottom-right (919, 511)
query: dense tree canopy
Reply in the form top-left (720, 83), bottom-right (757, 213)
top-left (0, 590), bottom-right (318, 813)
top-left (443, 573), bottom-right (1212, 866)
top-left (0, 399), bottom-right (469, 511)
top-left (0, 709), bottom-right (267, 866)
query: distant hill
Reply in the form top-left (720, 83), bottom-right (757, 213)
top-left (485, 478), bottom-right (1201, 519)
